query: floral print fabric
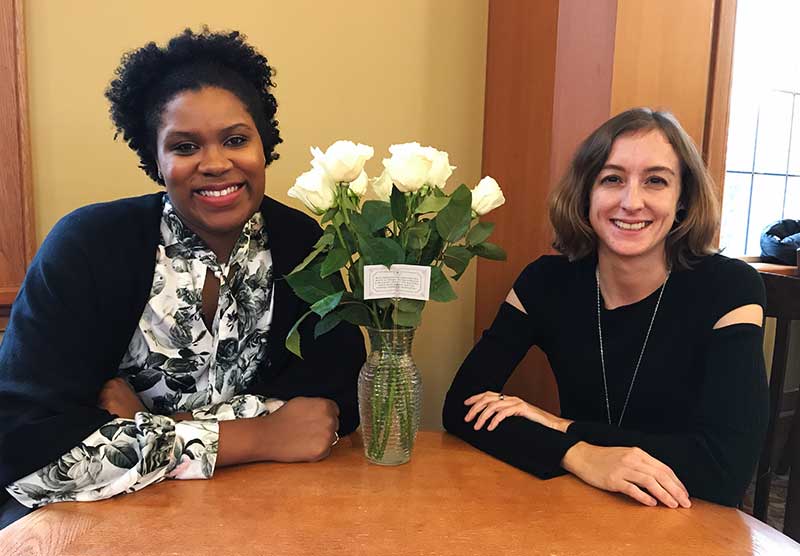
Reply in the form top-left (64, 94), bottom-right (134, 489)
top-left (7, 198), bottom-right (280, 508)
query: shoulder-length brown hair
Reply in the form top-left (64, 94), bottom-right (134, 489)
top-left (548, 108), bottom-right (719, 270)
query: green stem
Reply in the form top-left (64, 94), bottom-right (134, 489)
top-left (376, 366), bottom-right (397, 458)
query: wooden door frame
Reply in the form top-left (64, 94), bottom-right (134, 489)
top-left (0, 0), bottom-right (35, 310)
top-left (703, 0), bottom-right (737, 236)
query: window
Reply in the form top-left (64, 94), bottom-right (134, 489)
top-left (720, 0), bottom-right (800, 256)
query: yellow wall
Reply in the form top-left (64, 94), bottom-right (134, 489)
top-left (24, 0), bottom-right (488, 429)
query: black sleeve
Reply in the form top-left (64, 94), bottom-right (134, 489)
top-left (568, 323), bottom-right (769, 506)
top-left (251, 315), bottom-right (365, 436)
top-left (244, 203), bottom-right (366, 436)
top-left (443, 302), bottom-right (581, 479)
top-left (0, 214), bottom-right (117, 487)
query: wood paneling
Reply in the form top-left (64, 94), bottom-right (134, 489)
top-left (550, 0), bottom-right (618, 183)
top-left (477, 0), bottom-right (617, 413)
top-left (703, 0), bottom-right (737, 228)
top-left (610, 0), bottom-right (716, 145)
top-left (0, 0), bottom-right (34, 309)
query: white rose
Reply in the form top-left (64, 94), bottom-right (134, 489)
top-left (471, 176), bottom-right (505, 216)
top-left (288, 166), bottom-right (337, 215)
top-left (370, 170), bottom-right (393, 201)
top-left (349, 170), bottom-right (368, 196)
top-left (423, 146), bottom-right (456, 188)
top-left (310, 140), bottom-right (374, 183)
top-left (382, 142), bottom-right (432, 193)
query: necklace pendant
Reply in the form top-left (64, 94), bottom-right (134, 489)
top-left (596, 268), bottom-right (670, 427)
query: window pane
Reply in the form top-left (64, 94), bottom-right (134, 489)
top-left (746, 174), bottom-right (786, 255)
top-left (788, 101), bottom-right (800, 175)
top-left (726, 95), bottom-right (758, 173)
top-left (784, 177), bottom-right (800, 219)
top-left (753, 91), bottom-right (793, 174)
top-left (720, 172), bottom-right (752, 256)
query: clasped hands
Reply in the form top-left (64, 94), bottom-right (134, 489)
top-left (97, 377), bottom-right (340, 463)
top-left (464, 391), bottom-right (691, 509)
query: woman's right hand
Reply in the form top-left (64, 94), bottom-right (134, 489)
top-left (561, 442), bottom-right (691, 508)
top-left (216, 396), bottom-right (340, 467)
top-left (255, 397), bottom-right (340, 462)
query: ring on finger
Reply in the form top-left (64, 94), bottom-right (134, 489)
top-left (331, 431), bottom-right (340, 447)
top-left (499, 393), bottom-right (505, 401)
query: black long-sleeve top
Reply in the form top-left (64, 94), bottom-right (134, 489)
top-left (0, 193), bottom-right (365, 491)
top-left (443, 254), bottom-right (768, 506)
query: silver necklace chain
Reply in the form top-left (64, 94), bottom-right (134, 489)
top-left (596, 269), bottom-right (670, 426)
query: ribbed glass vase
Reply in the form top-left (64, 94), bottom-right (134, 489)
top-left (358, 327), bottom-right (422, 465)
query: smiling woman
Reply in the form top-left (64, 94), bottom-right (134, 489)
top-left (0, 28), bottom-right (365, 527)
top-left (155, 87), bottom-right (268, 256)
top-left (443, 108), bottom-right (769, 509)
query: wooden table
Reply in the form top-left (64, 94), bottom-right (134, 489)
top-left (2, 432), bottom-right (798, 556)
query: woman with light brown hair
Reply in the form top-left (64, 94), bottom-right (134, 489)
top-left (443, 108), bottom-right (768, 508)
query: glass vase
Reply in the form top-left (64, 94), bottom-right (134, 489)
top-left (358, 327), bottom-right (422, 465)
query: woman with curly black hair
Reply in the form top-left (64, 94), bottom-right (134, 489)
top-left (0, 28), bottom-right (364, 525)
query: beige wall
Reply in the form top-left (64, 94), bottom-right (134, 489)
top-left (24, 0), bottom-right (488, 429)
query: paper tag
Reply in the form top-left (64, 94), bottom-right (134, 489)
top-left (363, 264), bottom-right (431, 300)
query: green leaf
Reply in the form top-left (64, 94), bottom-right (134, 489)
top-left (466, 221), bottom-right (495, 246)
top-left (469, 242), bottom-right (507, 261)
top-left (340, 190), bottom-right (359, 213)
top-left (337, 303), bottom-right (373, 327)
top-left (339, 226), bottom-right (358, 254)
top-left (359, 236), bottom-right (405, 267)
top-left (406, 221), bottom-right (431, 250)
top-left (418, 225), bottom-right (444, 266)
top-left (310, 290), bottom-right (344, 319)
top-left (320, 247), bottom-right (350, 278)
top-left (348, 211), bottom-right (373, 238)
top-left (443, 245), bottom-right (474, 280)
top-left (397, 299), bottom-right (425, 312)
top-left (390, 185), bottom-right (408, 222)
top-left (361, 200), bottom-right (393, 232)
top-left (415, 195), bottom-right (451, 215)
top-left (291, 233), bottom-right (334, 275)
top-left (393, 306), bottom-right (422, 327)
top-left (285, 310), bottom-right (313, 358)
top-left (348, 259), bottom-right (364, 300)
top-left (285, 261), bottom-right (340, 305)
top-left (429, 266), bottom-right (457, 302)
top-left (314, 311), bottom-right (343, 339)
top-left (321, 208), bottom-right (337, 224)
top-left (435, 184), bottom-right (472, 242)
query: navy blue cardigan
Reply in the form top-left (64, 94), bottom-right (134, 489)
top-left (0, 193), bottom-right (365, 489)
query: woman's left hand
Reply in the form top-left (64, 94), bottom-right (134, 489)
top-left (98, 377), bottom-right (147, 419)
top-left (464, 391), bottom-right (573, 433)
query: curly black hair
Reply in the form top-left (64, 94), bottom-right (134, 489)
top-left (106, 27), bottom-right (281, 185)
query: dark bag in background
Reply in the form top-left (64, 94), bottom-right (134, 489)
top-left (761, 219), bottom-right (800, 265)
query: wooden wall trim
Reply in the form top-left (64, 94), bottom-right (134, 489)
top-left (477, 0), bottom-right (560, 339)
top-left (703, 0), bottom-right (737, 235)
top-left (0, 0), bottom-right (34, 311)
top-left (550, 0), bottom-right (618, 193)
top-left (610, 0), bottom-right (716, 145)
top-left (16, 0), bottom-right (35, 266)
top-left (477, 0), bottom-right (618, 413)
